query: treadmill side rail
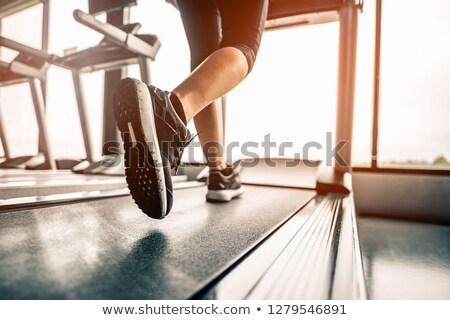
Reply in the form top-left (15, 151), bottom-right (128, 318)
top-left (197, 192), bottom-right (366, 300)
top-left (331, 193), bottom-right (367, 299)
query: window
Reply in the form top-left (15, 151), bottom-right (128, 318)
top-left (376, 0), bottom-right (450, 169)
top-left (226, 24), bottom-right (339, 163)
top-left (45, 0), bottom-right (105, 159)
top-left (0, 0), bottom-right (104, 160)
top-left (352, 0), bottom-right (376, 167)
top-left (0, 4), bottom-right (42, 157)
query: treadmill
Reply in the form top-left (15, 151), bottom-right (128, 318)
top-left (0, 0), bottom-right (366, 300)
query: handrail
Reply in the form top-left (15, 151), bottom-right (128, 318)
top-left (0, 36), bottom-right (52, 61)
top-left (72, 9), bottom-right (160, 59)
top-left (0, 0), bottom-right (42, 19)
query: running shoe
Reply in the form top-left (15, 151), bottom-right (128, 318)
top-left (206, 166), bottom-right (245, 202)
top-left (113, 78), bottom-right (192, 219)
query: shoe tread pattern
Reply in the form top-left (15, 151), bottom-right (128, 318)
top-left (113, 78), bottom-right (173, 219)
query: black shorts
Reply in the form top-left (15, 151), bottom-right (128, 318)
top-left (177, 0), bottom-right (268, 73)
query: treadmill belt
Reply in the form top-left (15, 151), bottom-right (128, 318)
top-left (0, 185), bottom-right (315, 299)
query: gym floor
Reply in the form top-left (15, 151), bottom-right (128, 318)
top-left (358, 217), bottom-right (450, 299)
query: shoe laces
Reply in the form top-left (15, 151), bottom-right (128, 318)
top-left (172, 131), bottom-right (199, 173)
top-left (148, 85), bottom-right (199, 172)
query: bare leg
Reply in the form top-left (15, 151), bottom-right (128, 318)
top-left (172, 47), bottom-right (247, 171)
top-left (174, 0), bottom-right (267, 172)
top-left (193, 101), bottom-right (226, 171)
top-left (173, 47), bottom-right (248, 123)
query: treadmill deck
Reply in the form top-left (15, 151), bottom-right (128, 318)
top-left (0, 185), bottom-right (314, 299)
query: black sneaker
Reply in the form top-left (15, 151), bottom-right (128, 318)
top-left (113, 78), bottom-right (192, 219)
top-left (206, 166), bottom-right (245, 202)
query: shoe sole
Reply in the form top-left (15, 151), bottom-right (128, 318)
top-left (113, 78), bottom-right (168, 219)
top-left (206, 186), bottom-right (245, 202)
